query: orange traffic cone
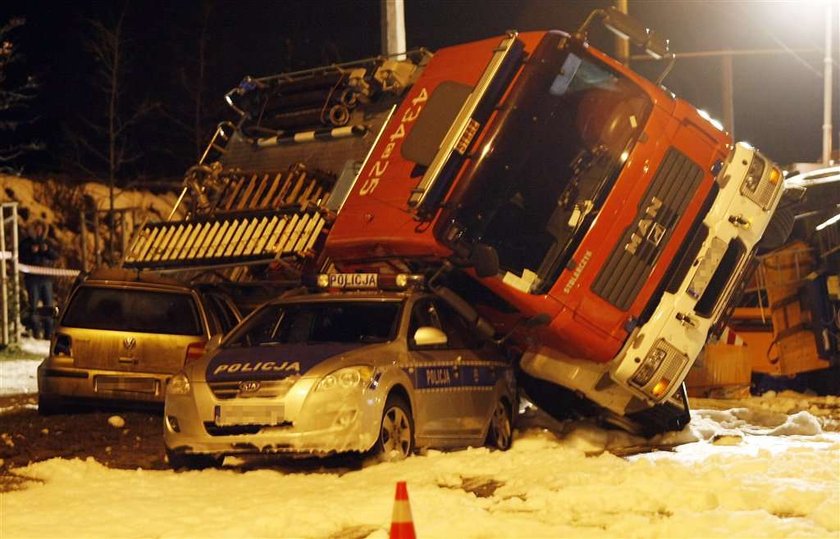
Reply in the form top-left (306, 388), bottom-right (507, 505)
top-left (389, 481), bottom-right (417, 539)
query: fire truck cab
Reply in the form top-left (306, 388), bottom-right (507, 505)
top-left (325, 9), bottom-right (786, 433)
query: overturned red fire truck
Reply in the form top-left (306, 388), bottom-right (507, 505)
top-left (324, 9), bottom-right (786, 433)
top-left (128, 8), bottom-right (786, 435)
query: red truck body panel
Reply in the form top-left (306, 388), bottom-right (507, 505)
top-left (328, 33), bottom-right (544, 264)
top-left (327, 30), bottom-right (731, 362)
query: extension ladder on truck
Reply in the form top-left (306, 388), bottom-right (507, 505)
top-left (123, 164), bottom-right (332, 270)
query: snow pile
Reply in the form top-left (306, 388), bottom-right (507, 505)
top-left (1, 175), bottom-right (180, 270)
top-left (752, 390), bottom-right (840, 419)
top-left (2, 409), bottom-right (838, 538)
top-left (0, 360), bottom-right (40, 396)
top-left (107, 416), bottom-right (126, 429)
top-left (1, 343), bottom-right (838, 537)
top-left (0, 338), bottom-right (49, 396)
top-left (1, 175), bottom-right (180, 225)
top-left (81, 181), bottom-right (181, 220)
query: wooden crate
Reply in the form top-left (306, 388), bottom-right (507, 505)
top-left (685, 343), bottom-right (752, 398)
top-left (759, 242), bottom-right (826, 375)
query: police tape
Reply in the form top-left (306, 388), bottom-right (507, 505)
top-left (0, 252), bottom-right (80, 277)
top-left (18, 264), bottom-right (80, 278)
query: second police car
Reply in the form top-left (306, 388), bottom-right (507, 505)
top-left (163, 274), bottom-right (516, 468)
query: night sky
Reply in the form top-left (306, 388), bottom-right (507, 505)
top-left (1, 0), bottom-right (837, 181)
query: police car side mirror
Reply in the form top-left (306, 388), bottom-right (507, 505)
top-left (206, 334), bottom-right (223, 353)
top-left (413, 326), bottom-right (448, 348)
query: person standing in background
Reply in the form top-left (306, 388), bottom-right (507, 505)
top-left (19, 220), bottom-right (58, 339)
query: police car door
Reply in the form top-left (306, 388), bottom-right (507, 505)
top-left (408, 298), bottom-right (489, 442)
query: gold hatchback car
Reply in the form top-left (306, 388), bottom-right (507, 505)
top-left (37, 269), bottom-right (241, 414)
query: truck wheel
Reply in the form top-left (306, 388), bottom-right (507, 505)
top-left (166, 448), bottom-right (222, 471)
top-left (757, 206), bottom-right (795, 254)
top-left (374, 394), bottom-right (414, 460)
top-left (486, 399), bottom-right (513, 451)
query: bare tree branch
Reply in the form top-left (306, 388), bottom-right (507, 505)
top-left (0, 16), bottom-right (42, 168)
top-left (0, 141), bottom-right (44, 161)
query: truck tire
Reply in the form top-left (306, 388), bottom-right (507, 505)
top-left (757, 206), bottom-right (795, 254)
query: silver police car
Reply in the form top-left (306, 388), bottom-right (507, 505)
top-left (164, 276), bottom-right (516, 468)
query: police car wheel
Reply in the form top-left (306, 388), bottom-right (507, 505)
top-left (376, 395), bottom-right (414, 460)
top-left (486, 399), bottom-right (513, 451)
top-left (166, 448), bottom-right (222, 471)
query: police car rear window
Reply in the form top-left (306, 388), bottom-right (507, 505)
top-left (61, 287), bottom-right (202, 336)
top-left (225, 301), bottom-right (402, 347)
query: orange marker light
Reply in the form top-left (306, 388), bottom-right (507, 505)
top-left (769, 167), bottom-right (781, 185)
top-left (652, 378), bottom-right (670, 399)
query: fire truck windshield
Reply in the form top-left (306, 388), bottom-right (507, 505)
top-left (445, 34), bottom-right (652, 294)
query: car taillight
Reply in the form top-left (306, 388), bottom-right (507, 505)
top-left (53, 333), bottom-right (72, 356)
top-left (184, 342), bottom-right (206, 364)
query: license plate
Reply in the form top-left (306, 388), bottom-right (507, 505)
top-left (214, 404), bottom-right (285, 426)
top-left (95, 376), bottom-right (158, 394)
top-left (687, 238), bottom-right (727, 300)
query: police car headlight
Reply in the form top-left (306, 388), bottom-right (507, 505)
top-left (167, 372), bottom-right (192, 396)
top-left (316, 366), bottom-right (373, 392)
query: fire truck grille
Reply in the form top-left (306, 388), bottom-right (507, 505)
top-left (593, 148), bottom-right (704, 310)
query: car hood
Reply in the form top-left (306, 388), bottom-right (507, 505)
top-left (201, 342), bottom-right (374, 383)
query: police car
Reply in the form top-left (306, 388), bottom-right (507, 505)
top-left (163, 274), bottom-right (516, 468)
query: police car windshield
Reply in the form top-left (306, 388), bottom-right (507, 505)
top-left (224, 301), bottom-right (403, 347)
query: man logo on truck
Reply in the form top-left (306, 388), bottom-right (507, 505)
top-left (625, 196), bottom-right (665, 256)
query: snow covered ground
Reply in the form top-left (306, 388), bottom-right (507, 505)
top-left (0, 339), bottom-right (49, 398)
top-left (1, 349), bottom-right (838, 539)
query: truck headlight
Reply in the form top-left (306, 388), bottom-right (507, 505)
top-left (740, 155), bottom-right (781, 210)
top-left (315, 366), bottom-right (373, 392)
top-left (167, 372), bottom-right (192, 396)
top-left (631, 348), bottom-right (668, 387)
top-left (630, 339), bottom-right (688, 400)
top-left (741, 156), bottom-right (765, 194)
